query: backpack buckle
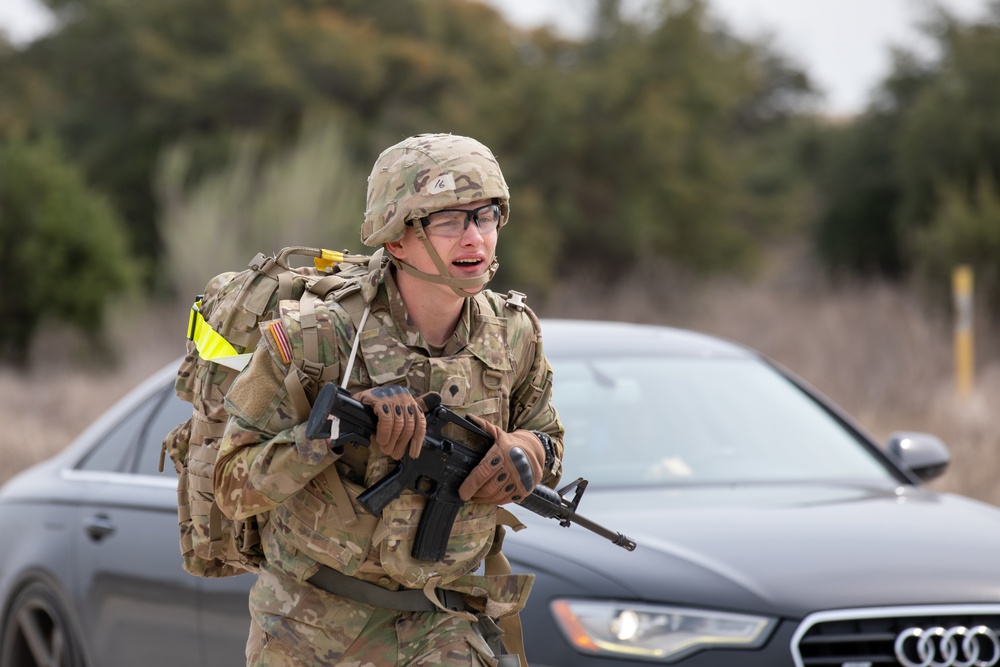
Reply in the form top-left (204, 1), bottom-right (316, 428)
top-left (504, 290), bottom-right (527, 312)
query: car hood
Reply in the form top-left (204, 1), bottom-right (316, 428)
top-left (504, 481), bottom-right (1000, 619)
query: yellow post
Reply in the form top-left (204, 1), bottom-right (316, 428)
top-left (953, 265), bottom-right (974, 398)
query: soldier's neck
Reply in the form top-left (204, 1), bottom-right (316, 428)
top-left (395, 271), bottom-right (465, 348)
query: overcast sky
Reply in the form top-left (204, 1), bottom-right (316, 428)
top-left (0, 0), bottom-right (994, 116)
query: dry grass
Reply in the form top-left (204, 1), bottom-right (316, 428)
top-left (0, 300), bottom-right (187, 483)
top-left (3, 271), bottom-right (999, 507)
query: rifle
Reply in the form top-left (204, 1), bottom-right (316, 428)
top-left (306, 382), bottom-right (638, 561)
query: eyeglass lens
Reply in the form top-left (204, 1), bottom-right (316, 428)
top-left (423, 204), bottom-right (500, 237)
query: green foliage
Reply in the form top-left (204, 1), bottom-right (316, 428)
top-left (495, 0), bottom-right (816, 286)
top-left (813, 112), bottom-right (904, 277)
top-left (1, 0), bottom-right (816, 307)
top-left (897, 8), bottom-right (1000, 229)
top-left (1, 0), bottom-right (529, 263)
top-left (813, 3), bottom-right (1000, 300)
top-left (158, 118), bottom-right (364, 302)
top-left (915, 173), bottom-right (1000, 311)
top-left (0, 138), bottom-right (136, 365)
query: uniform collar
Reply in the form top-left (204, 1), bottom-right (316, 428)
top-left (383, 268), bottom-right (474, 357)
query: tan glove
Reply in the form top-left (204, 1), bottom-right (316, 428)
top-left (352, 385), bottom-right (427, 460)
top-left (458, 415), bottom-right (545, 505)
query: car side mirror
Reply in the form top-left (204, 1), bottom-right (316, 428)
top-left (886, 431), bottom-right (950, 482)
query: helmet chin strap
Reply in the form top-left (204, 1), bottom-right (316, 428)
top-left (391, 225), bottom-right (498, 298)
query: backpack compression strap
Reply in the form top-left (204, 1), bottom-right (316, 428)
top-left (187, 300), bottom-right (253, 372)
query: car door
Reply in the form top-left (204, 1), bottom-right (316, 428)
top-left (152, 392), bottom-right (254, 667)
top-left (70, 384), bottom-right (203, 667)
top-left (138, 386), bottom-right (253, 667)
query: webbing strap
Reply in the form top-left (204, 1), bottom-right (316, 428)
top-left (307, 565), bottom-right (466, 613)
top-left (277, 270), bottom-right (295, 301)
top-left (487, 512), bottom-right (528, 666)
top-left (283, 371), bottom-right (312, 423)
top-left (308, 274), bottom-right (347, 297)
top-left (299, 296), bottom-right (320, 363)
top-left (187, 301), bottom-right (252, 372)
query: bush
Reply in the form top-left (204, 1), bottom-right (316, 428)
top-left (0, 138), bottom-right (137, 366)
top-left (915, 173), bottom-right (1000, 316)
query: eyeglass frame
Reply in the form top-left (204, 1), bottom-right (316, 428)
top-left (407, 201), bottom-right (502, 238)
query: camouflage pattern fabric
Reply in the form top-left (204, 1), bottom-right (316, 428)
top-left (167, 247), bottom-right (380, 578)
top-left (215, 267), bottom-right (563, 665)
top-left (362, 134), bottom-right (510, 246)
top-left (245, 565), bottom-right (496, 666)
top-left (169, 267), bottom-right (290, 577)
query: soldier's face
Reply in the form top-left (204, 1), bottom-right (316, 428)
top-left (389, 198), bottom-right (498, 288)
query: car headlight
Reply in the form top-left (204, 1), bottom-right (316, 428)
top-left (550, 599), bottom-right (776, 662)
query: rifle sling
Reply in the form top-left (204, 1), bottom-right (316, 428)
top-left (307, 564), bottom-right (466, 613)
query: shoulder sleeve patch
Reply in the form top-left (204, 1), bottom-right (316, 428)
top-left (267, 320), bottom-right (293, 365)
top-left (257, 300), bottom-right (306, 367)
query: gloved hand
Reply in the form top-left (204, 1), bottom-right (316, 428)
top-left (352, 386), bottom-right (429, 460)
top-left (458, 415), bottom-right (545, 505)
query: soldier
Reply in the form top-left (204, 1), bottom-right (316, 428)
top-left (214, 133), bottom-right (564, 666)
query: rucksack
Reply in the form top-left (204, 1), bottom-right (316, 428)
top-left (161, 245), bottom-right (385, 578)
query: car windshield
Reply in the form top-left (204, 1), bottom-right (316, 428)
top-left (549, 356), bottom-right (894, 486)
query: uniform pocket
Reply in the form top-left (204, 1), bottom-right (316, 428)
top-left (272, 476), bottom-right (376, 575)
top-left (380, 492), bottom-right (497, 588)
top-left (429, 356), bottom-right (472, 407)
top-left (360, 329), bottom-right (413, 384)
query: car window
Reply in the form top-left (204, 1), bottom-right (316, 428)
top-left (131, 390), bottom-right (192, 476)
top-left (76, 389), bottom-right (162, 472)
top-left (550, 356), bottom-right (893, 486)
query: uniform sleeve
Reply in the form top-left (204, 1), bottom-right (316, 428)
top-left (508, 309), bottom-right (564, 488)
top-left (214, 300), bottom-right (353, 520)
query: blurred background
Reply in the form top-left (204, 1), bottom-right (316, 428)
top-left (2, 0), bottom-right (1000, 504)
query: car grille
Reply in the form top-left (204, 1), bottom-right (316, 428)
top-left (792, 606), bottom-right (1000, 667)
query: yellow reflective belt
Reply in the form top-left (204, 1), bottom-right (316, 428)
top-left (187, 300), bottom-right (252, 371)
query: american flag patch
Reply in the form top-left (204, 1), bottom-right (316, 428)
top-left (268, 321), bottom-right (293, 364)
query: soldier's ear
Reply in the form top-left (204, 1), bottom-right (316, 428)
top-left (384, 240), bottom-right (404, 261)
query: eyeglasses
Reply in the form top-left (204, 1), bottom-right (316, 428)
top-left (413, 203), bottom-right (501, 238)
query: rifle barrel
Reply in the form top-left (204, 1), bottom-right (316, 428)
top-left (518, 486), bottom-right (637, 552)
top-left (567, 512), bottom-right (637, 552)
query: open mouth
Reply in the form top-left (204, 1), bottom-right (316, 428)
top-left (453, 258), bottom-right (483, 267)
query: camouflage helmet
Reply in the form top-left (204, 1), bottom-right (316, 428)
top-left (362, 133), bottom-right (510, 246)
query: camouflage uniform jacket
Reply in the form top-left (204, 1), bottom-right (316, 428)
top-left (214, 268), bottom-right (564, 618)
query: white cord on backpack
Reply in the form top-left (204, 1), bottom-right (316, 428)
top-left (341, 303), bottom-right (371, 388)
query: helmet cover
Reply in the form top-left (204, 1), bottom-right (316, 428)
top-left (362, 133), bottom-right (510, 246)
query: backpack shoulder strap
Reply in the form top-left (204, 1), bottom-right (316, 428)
top-left (301, 248), bottom-right (388, 387)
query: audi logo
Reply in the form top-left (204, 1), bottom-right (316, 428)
top-left (894, 625), bottom-right (1000, 667)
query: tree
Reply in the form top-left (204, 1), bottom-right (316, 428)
top-left (896, 5), bottom-right (1000, 232)
top-left (0, 0), bottom-right (816, 300)
top-left (495, 0), bottom-right (816, 287)
top-left (0, 0), bottom-right (526, 268)
top-left (0, 138), bottom-right (136, 366)
top-left (813, 112), bottom-right (905, 277)
top-left (916, 174), bottom-right (1000, 314)
top-left (812, 2), bottom-right (1000, 296)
